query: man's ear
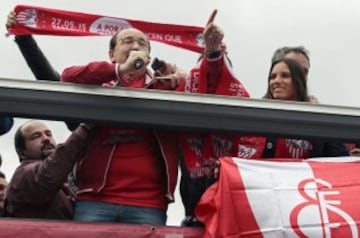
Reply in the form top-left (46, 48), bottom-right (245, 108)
top-left (16, 149), bottom-right (26, 161)
top-left (109, 50), bottom-right (115, 63)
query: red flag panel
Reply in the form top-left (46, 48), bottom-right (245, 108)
top-left (196, 157), bottom-right (360, 238)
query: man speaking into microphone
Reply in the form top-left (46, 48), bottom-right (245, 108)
top-left (60, 28), bottom-right (181, 225)
top-left (62, 28), bottom-right (154, 87)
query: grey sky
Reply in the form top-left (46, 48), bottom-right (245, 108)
top-left (1, 0), bottom-right (359, 226)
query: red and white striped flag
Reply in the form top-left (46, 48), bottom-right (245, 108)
top-left (8, 5), bottom-right (205, 53)
top-left (196, 157), bottom-right (360, 238)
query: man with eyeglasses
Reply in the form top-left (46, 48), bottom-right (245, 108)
top-left (60, 28), bottom-right (180, 225)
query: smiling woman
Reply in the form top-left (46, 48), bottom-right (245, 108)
top-left (264, 58), bottom-right (308, 102)
top-left (259, 57), bottom-right (349, 159)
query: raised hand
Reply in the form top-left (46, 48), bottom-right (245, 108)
top-left (203, 9), bottom-right (224, 52)
top-left (5, 11), bottom-right (17, 31)
top-left (118, 50), bottom-right (150, 82)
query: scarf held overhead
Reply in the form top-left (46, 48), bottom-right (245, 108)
top-left (9, 5), bottom-right (205, 53)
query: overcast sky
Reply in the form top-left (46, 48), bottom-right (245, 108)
top-left (1, 0), bottom-right (360, 226)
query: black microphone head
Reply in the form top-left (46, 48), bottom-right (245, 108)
top-left (134, 59), bottom-right (144, 69)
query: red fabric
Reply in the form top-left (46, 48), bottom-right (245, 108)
top-left (196, 157), bottom-right (262, 238)
top-left (61, 61), bottom-right (154, 88)
top-left (61, 61), bottom-right (117, 85)
top-left (196, 157), bottom-right (360, 237)
top-left (75, 127), bottom-right (178, 205)
top-left (179, 134), bottom-right (239, 178)
top-left (0, 219), bottom-right (204, 238)
top-left (197, 57), bottom-right (249, 97)
top-left (236, 136), bottom-right (266, 159)
top-left (274, 139), bottom-right (312, 159)
top-left (206, 59), bottom-right (221, 94)
top-left (302, 162), bottom-right (360, 238)
top-left (62, 62), bottom-right (178, 203)
top-left (177, 56), bottom-right (262, 178)
top-left (10, 5), bottom-right (204, 53)
top-left (177, 56), bottom-right (249, 97)
top-left (79, 129), bottom-right (167, 210)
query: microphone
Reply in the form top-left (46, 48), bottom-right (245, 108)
top-left (134, 59), bottom-right (144, 69)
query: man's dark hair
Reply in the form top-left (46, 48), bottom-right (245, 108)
top-left (14, 125), bottom-right (25, 162)
top-left (271, 46), bottom-right (310, 66)
top-left (264, 58), bottom-right (308, 102)
top-left (109, 32), bottom-right (119, 51)
top-left (109, 30), bottom-right (151, 52)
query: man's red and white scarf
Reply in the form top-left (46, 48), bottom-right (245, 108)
top-left (9, 5), bottom-right (205, 53)
top-left (184, 56), bottom-right (249, 96)
top-left (179, 56), bottom-right (267, 178)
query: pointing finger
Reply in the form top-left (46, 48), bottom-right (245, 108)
top-left (206, 9), bottom-right (218, 26)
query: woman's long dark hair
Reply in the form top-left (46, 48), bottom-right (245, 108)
top-left (264, 58), bottom-right (308, 102)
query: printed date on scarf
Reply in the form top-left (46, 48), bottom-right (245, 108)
top-left (51, 17), bottom-right (87, 32)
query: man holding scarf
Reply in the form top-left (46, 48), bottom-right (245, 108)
top-left (175, 12), bottom-right (266, 227)
top-left (60, 28), bottom-right (179, 225)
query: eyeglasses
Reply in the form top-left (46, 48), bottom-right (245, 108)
top-left (119, 38), bottom-right (148, 48)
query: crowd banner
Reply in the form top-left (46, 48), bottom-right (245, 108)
top-left (196, 157), bottom-right (360, 238)
top-left (9, 5), bottom-right (205, 53)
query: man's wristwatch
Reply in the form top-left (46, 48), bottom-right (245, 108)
top-left (206, 50), bottom-right (221, 59)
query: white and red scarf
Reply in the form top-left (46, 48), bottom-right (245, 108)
top-left (180, 56), bottom-right (266, 178)
top-left (9, 5), bottom-right (205, 53)
top-left (184, 55), bottom-right (249, 96)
